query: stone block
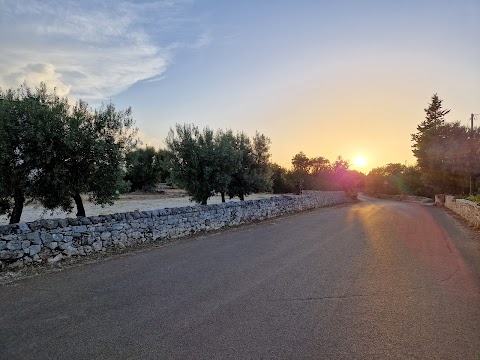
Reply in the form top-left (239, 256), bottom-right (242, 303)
top-left (72, 225), bottom-right (88, 233)
top-left (41, 219), bottom-right (59, 230)
top-left (95, 216), bottom-right (107, 224)
top-left (58, 242), bottom-right (72, 250)
top-left (64, 246), bottom-right (80, 256)
top-left (100, 232), bottom-right (111, 241)
top-left (29, 245), bottom-right (41, 256)
top-left (7, 240), bottom-right (22, 251)
top-left (48, 254), bottom-right (64, 264)
top-left (10, 260), bottom-right (25, 269)
top-left (26, 231), bottom-right (41, 243)
top-left (92, 241), bottom-right (102, 251)
top-left (0, 249), bottom-right (24, 260)
top-left (52, 233), bottom-right (64, 242)
top-left (57, 219), bottom-right (69, 228)
top-left (18, 223), bottom-right (30, 232)
top-left (27, 221), bottom-right (42, 231)
top-left (80, 217), bottom-right (92, 225)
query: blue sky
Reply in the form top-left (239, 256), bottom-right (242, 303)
top-left (1, 0), bottom-right (479, 171)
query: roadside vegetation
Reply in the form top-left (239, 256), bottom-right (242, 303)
top-left (1, 84), bottom-right (477, 223)
top-left (0, 83), bottom-right (361, 224)
top-left (0, 83), bottom-right (136, 224)
top-left (366, 94), bottom-right (480, 199)
top-left (459, 195), bottom-right (480, 205)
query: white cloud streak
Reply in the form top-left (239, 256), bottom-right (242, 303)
top-left (0, 0), bottom-right (207, 102)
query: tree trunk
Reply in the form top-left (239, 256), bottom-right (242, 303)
top-left (201, 199), bottom-right (207, 205)
top-left (239, 193), bottom-right (245, 201)
top-left (10, 188), bottom-right (25, 224)
top-left (221, 192), bottom-right (225, 203)
top-left (73, 192), bottom-right (86, 217)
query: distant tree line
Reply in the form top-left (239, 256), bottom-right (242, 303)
top-left (366, 94), bottom-right (480, 197)
top-left (365, 164), bottom-right (425, 196)
top-left (270, 152), bottom-right (365, 196)
top-left (0, 83), bottom-right (382, 224)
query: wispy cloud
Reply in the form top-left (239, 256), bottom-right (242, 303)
top-left (0, 0), bottom-right (207, 102)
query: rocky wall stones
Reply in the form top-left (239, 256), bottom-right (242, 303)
top-left (0, 191), bottom-right (350, 271)
top-left (444, 195), bottom-right (480, 227)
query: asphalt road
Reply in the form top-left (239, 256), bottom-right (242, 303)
top-left (1, 195), bottom-right (480, 359)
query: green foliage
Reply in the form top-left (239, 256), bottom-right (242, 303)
top-left (463, 195), bottom-right (480, 205)
top-left (166, 124), bottom-right (272, 204)
top-left (125, 146), bottom-right (172, 192)
top-left (0, 83), bottom-right (137, 223)
top-left (365, 164), bottom-right (429, 196)
top-left (156, 149), bottom-right (174, 184)
top-left (213, 130), bottom-right (240, 200)
top-left (228, 132), bottom-right (272, 200)
top-left (346, 189), bottom-right (358, 200)
top-left (35, 100), bottom-right (138, 216)
top-left (166, 124), bottom-right (211, 205)
top-left (292, 152), bottom-right (311, 173)
top-left (270, 163), bottom-right (295, 194)
top-left (411, 94), bottom-right (480, 195)
top-left (0, 83), bottom-right (70, 222)
top-left (271, 152), bottom-right (365, 194)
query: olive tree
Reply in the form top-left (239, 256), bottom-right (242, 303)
top-left (0, 83), bottom-right (137, 223)
top-left (167, 124), bottom-right (272, 205)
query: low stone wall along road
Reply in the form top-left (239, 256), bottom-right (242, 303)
top-left (1, 195), bottom-right (479, 359)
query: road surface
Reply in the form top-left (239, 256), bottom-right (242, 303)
top-left (1, 195), bottom-right (480, 359)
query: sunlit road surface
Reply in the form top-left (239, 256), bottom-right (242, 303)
top-left (1, 195), bottom-right (480, 359)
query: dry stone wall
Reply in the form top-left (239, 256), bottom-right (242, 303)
top-left (0, 191), bottom-right (350, 271)
top-left (436, 195), bottom-right (480, 227)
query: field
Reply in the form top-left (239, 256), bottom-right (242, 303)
top-left (0, 190), bottom-right (275, 225)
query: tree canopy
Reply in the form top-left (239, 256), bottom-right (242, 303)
top-left (125, 146), bottom-right (172, 192)
top-left (0, 83), bottom-right (137, 223)
top-left (411, 94), bottom-right (479, 195)
top-left (166, 124), bottom-right (272, 204)
top-left (271, 153), bottom-right (364, 195)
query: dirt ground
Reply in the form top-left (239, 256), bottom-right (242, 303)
top-left (0, 190), bottom-right (276, 225)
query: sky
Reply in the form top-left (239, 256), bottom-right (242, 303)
top-left (1, 0), bottom-right (479, 173)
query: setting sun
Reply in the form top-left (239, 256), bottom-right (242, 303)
top-left (353, 156), bottom-right (367, 168)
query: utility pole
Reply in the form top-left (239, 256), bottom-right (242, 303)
top-left (470, 113), bottom-right (474, 195)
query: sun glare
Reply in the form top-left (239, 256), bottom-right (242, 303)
top-left (353, 156), bottom-right (367, 168)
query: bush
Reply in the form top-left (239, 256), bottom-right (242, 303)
top-left (462, 194), bottom-right (480, 205)
top-left (346, 189), bottom-right (358, 200)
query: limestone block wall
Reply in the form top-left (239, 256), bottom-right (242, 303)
top-left (441, 195), bottom-right (480, 227)
top-left (0, 191), bottom-right (350, 271)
